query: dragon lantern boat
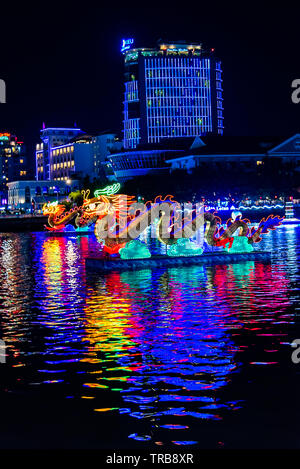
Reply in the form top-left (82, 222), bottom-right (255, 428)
top-left (42, 183), bottom-right (283, 270)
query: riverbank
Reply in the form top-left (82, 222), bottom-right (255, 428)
top-left (0, 215), bottom-right (47, 232)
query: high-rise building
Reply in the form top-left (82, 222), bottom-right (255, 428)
top-left (0, 132), bottom-right (27, 204)
top-left (122, 39), bottom-right (224, 149)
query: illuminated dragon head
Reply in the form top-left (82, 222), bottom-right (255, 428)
top-left (81, 183), bottom-right (136, 218)
top-left (42, 201), bottom-right (66, 216)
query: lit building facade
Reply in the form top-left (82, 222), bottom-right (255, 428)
top-left (36, 128), bottom-right (121, 182)
top-left (8, 179), bottom-right (79, 212)
top-left (0, 132), bottom-right (27, 204)
top-left (49, 138), bottom-right (94, 181)
top-left (36, 127), bottom-right (84, 181)
top-left (122, 40), bottom-right (224, 149)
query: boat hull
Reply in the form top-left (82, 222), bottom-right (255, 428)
top-left (85, 250), bottom-right (271, 272)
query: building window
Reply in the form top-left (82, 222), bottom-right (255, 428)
top-left (25, 186), bottom-right (30, 204)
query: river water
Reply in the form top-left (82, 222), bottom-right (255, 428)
top-left (0, 226), bottom-right (299, 448)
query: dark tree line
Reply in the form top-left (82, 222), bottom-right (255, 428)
top-left (73, 158), bottom-right (300, 203)
top-left (121, 159), bottom-right (300, 202)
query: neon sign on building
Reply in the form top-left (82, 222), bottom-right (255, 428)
top-left (121, 38), bottom-right (134, 54)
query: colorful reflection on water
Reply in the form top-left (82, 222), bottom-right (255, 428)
top-left (0, 227), bottom-right (299, 448)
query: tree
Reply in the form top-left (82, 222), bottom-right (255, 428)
top-left (69, 191), bottom-right (84, 207)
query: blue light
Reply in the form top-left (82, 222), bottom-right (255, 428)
top-left (204, 204), bottom-right (284, 211)
top-left (123, 54), bottom-right (222, 148)
top-left (40, 128), bottom-right (82, 132)
top-left (121, 38), bottom-right (134, 53)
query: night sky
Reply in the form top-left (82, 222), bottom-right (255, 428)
top-left (1, 2), bottom-right (300, 158)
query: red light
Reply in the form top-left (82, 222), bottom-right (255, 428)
top-left (211, 48), bottom-right (215, 52)
top-left (103, 243), bottom-right (125, 255)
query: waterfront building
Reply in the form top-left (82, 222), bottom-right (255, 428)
top-left (48, 134), bottom-right (94, 182)
top-left (107, 138), bottom-right (199, 182)
top-left (36, 127), bottom-right (84, 181)
top-left (0, 132), bottom-right (27, 205)
top-left (166, 134), bottom-right (300, 172)
top-left (91, 132), bottom-right (123, 180)
top-left (8, 179), bottom-right (79, 212)
top-left (122, 39), bottom-right (224, 149)
top-left (108, 134), bottom-right (300, 182)
top-left (36, 127), bottom-right (122, 182)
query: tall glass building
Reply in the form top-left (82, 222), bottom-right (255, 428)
top-left (122, 40), bottom-right (224, 149)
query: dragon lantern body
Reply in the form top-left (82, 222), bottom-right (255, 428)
top-left (43, 185), bottom-right (283, 255)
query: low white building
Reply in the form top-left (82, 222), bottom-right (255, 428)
top-left (8, 179), bottom-right (79, 212)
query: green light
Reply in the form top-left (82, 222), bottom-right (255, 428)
top-left (94, 183), bottom-right (121, 197)
top-left (225, 236), bottom-right (254, 253)
top-left (167, 238), bottom-right (203, 257)
top-left (119, 240), bottom-right (151, 259)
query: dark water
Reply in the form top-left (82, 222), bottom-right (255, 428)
top-left (0, 226), bottom-right (299, 449)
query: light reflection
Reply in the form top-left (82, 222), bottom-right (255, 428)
top-left (0, 227), bottom-right (297, 447)
top-left (81, 241), bottom-right (293, 444)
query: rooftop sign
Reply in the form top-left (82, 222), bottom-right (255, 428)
top-left (121, 38), bottom-right (134, 53)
